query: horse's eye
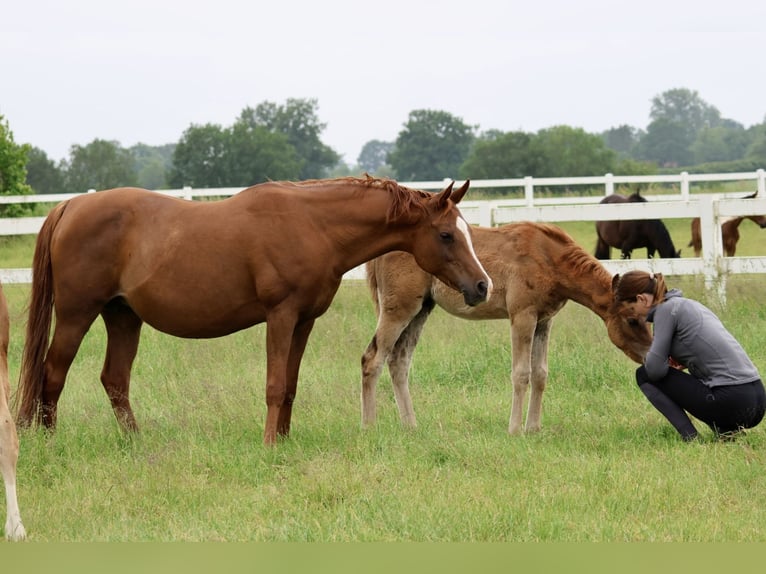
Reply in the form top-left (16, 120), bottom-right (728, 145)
top-left (440, 232), bottom-right (453, 243)
top-left (627, 318), bottom-right (639, 327)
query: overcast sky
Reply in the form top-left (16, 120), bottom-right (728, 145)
top-left (2, 0), bottom-right (764, 165)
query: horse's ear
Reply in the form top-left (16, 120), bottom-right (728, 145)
top-left (611, 274), bottom-right (621, 293)
top-left (449, 180), bottom-right (471, 204)
top-left (433, 181), bottom-right (455, 209)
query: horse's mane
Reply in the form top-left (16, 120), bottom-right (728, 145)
top-left (277, 175), bottom-right (430, 221)
top-left (535, 223), bottom-right (612, 283)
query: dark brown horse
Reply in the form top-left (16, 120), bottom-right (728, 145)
top-left (361, 222), bottom-right (652, 434)
top-left (1, 282), bottom-right (25, 540)
top-left (16, 176), bottom-right (491, 445)
top-left (688, 192), bottom-right (766, 256)
top-left (595, 191), bottom-right (681, 259)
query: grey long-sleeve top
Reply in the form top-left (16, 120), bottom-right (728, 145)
top-left (645, 289), bottom-right (761, 387)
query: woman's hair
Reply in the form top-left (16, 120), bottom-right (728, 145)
top-left (611, 270), bottom-right (668, 304)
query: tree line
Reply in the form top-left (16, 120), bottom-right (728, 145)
top-left (2, 88), bottom-right (765, 209)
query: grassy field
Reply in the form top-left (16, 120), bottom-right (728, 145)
top-left (1, 198), bottom-right (766, 541)
top-left (2, 262), bottom-right (766, 541)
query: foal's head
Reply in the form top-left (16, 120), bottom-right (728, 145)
top-left (408, 180), bottom-right (491, 307)
top-left (605, 271), bottom-right (663, 363)
top-left (742, 192), bottom-right (766, 228)
top-left (604, 308), bottom-right (653, 364)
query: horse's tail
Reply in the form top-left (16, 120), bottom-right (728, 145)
top-left (15, 201), bottom-right (68, 426)
top-left (365, 259), bottom-right (381, 315)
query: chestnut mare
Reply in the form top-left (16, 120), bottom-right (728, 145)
top-left (595, 191), bottom-right (681, 259)
top-left (688, 192), bottom-right (766, 256)
top-left (361, 222), bottom-right (652, 434)
top-left (1, 283), bottom-right (26, 540)
top-left (16, 176), bottom-right (491, 445)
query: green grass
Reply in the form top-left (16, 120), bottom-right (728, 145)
top-left (3, 272), bottom-right (766, 541)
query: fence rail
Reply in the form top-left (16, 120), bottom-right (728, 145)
top-left (2, 170), bottom-right (765, 302)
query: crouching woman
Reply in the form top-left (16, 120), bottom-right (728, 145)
top-left (612, 270), bottom-right (765, 441)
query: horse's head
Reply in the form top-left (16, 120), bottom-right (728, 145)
top-left (604, 301), bottom-right (653, 364)
top-left (748, 213), bottom-right (766, 229)
top-left (410, 180), bottom-right (491, 306)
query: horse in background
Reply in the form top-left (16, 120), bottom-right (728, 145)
top-left (688, 192), bottom-right (766, 256)
top-left (16, 176), bottom-right (490, 446)
top-left (361, 222), bottom-right (653, 435)
top-left (1, 283), bottom-right (26, 540)
top-left (595, 190), bottom-right (681, 259)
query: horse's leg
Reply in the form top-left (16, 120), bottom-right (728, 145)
top-left (263, 307), bottom-right (302, 445)
top-left (0, 357), bottom-right (25, 540)
top-left (41, 314), bottom-right (99, 428)
top-left (594, 232), bottom-right (611, 259)
top-left (276, 318), bottom-right (315, 437)
top-left (524, 318), bottom-right (552, 433)
top-left (361, 298), bottom-right (427, 428)
top-left (100, 301), bottom-right (143, 433)
top-left (387, 303), bottom-right (433, 427)
top-left (508, 309), bottom-right (536, 435)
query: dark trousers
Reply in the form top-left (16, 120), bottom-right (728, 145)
top-left (635, 366), bottom-right (766, 439)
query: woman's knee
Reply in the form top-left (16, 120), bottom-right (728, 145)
top-left (635, 365), bottom-right (650, 387)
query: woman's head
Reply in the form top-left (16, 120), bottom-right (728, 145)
top-left (612, 270), bottom-right (667, 304)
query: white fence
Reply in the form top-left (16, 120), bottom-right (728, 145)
top-left (2, 170), bottom-right (765, 301)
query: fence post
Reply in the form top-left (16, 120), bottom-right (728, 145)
top-left (680, 171), bottom-right (690, 200)
top-left (604, 173), bottom-right (614, 196)
top-left (183, 186), bottom-right (193, 201)
top-left (699, 195), bottom-right (726, 304)
top-left (524, 176), bottom-right (534, 207)
top-left (757, 168), bottom-right (765, 197)
top-left (478, 202), bottom-right (493, 227)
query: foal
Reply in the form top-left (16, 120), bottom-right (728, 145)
top-left (361, 222), bottom-right (653, 434)
top-left (1, 283), bottom-right (25, 540)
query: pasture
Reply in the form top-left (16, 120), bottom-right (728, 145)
top-left (1, 221), bottom-right (766, 542)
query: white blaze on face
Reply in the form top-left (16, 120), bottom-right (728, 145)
top-left (455, 217), bottom-right (493, 294)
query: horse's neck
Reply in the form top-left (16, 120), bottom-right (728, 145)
top-left (312, 186), bottom-right (418, 272)
top-left (557, 267), bottom-right (613, 321)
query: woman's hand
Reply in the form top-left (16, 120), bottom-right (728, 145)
top-left (668, 356), bottom-right (685, 370)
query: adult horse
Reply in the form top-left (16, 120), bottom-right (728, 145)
top-left (1, 282), bottom-right (26, 540)
top-left (688, 192), bottom-right (766, 256)
top-left (16, 176), bottom-right (491, 446)
top-left (595, 191), bottom-right (681, 259)
top-left (361, 222), bottom-right (652, 434)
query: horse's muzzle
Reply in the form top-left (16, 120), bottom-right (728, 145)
top-left (463, 279), bottom-right (490, 306)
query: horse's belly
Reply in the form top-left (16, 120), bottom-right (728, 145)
top-left (128, 295), bottom-right (266, 339)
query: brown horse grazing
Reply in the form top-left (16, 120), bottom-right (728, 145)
top-left (1, 283), bottom-right (26, 540)
top-left (595, 192), bottom-right (681, 259)
top-left (361, 222), bottom-right (652, 434)
top-left (16, 176), bottom-right (491, 445)
top-left (688, 192), bottom-right (766, 256)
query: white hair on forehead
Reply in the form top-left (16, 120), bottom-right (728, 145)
top-left (454, 217), bottom-right (492, 293)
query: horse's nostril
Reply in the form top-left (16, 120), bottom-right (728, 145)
top-left (478, 281), bottom-right (488, 297)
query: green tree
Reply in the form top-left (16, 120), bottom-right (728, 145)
top-left (602, 125), bottom-right (642, 157)
top-left (459, 130), bottom-right (542, 179)
top-left (388, 109), bottom-right (476, 181)
top-left (25, 146), bottom-right (65, 194)
top-left (532, 125), bottom-right (615, 177)
top-left (634, 117), bottom-right (694, 166)
top-left (243, 99), bottom-right (339, 179)
top-left (63, 139), bottom-right (138, 193)
top-left (357, 139), bottom-right (394, 173)
top-left (0, 115), bottom-right (34, 216)
top-left (226, 119), bottom-right (302, 185)
top-left (169, 124), bottom-right (230, 188)
top-left (691, 124), bottom-right (749, 164)
top-left (650, 88), bottom-right (722, 134)
top-left (745, 123), bottom-right (766, 163)
top-left (130, 143), bottom-right (175, 189)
